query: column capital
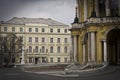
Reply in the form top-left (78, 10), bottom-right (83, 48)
top-left (102, 39), bottom-right (107, 42)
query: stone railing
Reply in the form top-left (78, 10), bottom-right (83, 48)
top-left (87, 17), bottom-right (120, 24)
top-left (71, 17), bottom-right (120, 29)
top-left (71, 22), bottom-right (86, 29)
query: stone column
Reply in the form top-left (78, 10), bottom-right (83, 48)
top-left (106, 0), bottom-right (111, 16)
top-left (73, 35), bottom-right (77, 62)
top-left (103, 40), bottom-right (107, 62)
top-left (91, 32), bottom-right (96, 62)
top-left (95, 0), bottom-right (99, 17)
top-left (88, 33), bottom-right (91, 62)
top-left (83, 44), bottom-right (86, 63)
top-left (84, 0), bottom-right (87, 21)
top-left (119, 0), bottom-right (120, 16)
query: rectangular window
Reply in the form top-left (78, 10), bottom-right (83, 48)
top-left (35, 37), bottom-right (38, 42)
top-left (50, 28), bottom-right (53, 33)
top-left (50, 57), bottom-right (53, 63)
top-left (64, 29), bottom-right (67, 33)
top-left (42, 37), bottom-right (45, 43)
top-left (42, 28), bottom-right (45, 32)
top-left (29, 28), bottom-right (32, 32)
top-left (4, 27), bottom-right (7, 32)
top-left (50, 38), bottom-right (53, 43)
top-left (12, 27), bottom-right (15, 32)
top-left (57, 38), bottom-right (60, 43)
top-left (29, 37), bottom-right (32, 42)
top-left (20, 28), bottom-right (23, 32)
top-left (57, 57), bottom-right (61, 63)
top-left (29, 57), bottom-right (32, 63)
top-left (57, 29), bottom-right (60, 33)
top-left (64, 58), bottom-right (68, 63)
top-left (35, 28), bottom-right (38, 32)
top-left (64, 38), bottom-right (67, 43)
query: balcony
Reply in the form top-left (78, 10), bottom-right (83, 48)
top-left (87, 17), bottom-right (120, 24)
top-left (71, 17), bottom-right (120, 29)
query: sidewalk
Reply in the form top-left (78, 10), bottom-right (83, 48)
top-left (23, 66), bottom-right (116, 78)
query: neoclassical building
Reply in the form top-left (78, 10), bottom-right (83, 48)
top-left (0, 17), bottom-right (71, 65)
top-left (70, 0), bottom-right (120, 65)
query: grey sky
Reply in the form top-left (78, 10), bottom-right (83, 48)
top-left (0, 0), bottom-right (76, 25)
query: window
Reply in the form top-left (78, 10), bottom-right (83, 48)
top-left (29, 57), bottom-right (32, 63)
top-left (42, 37), bottom-right (45, 43)
top-left (12, 27), bottom-right (15, 32)
top-left (35, 37), bottom-right (38, 42)
top-left (64, 58), bottom-right (68, 63)
top-left (50, 57), bottom-right (53, 63)
top-left (57, 29), bottom-right (60, 33)
top-left (4, 27), bottom-right (7, 32)
top-left (64, 38), bottom-right (67, 43)
top-left (29, 28), bottom-right (32, 32)
top-left (57, 46), bottom-right (60, 53)
top-left (64, 46), bottom-right (67, 53)
top-left (41, 46), bottom-right (45, 53)
top-left (35, 28), bottom-right (38, 32)
top-left (20, 28), bottom-right (23, 32)
top-left (35, 46), bottom-right (38, 53)
top-left (42, 28), bottom-right (45, 32)
top-left (29, 37), bottom-right (32, 42)
top-left (42, 57), bottom-right (46, 63)
top-left (50, 38), bottom-right (53, 43)
top-left (50, 46), bottom-right (53, 53)
top-left (57, 57), bottom-right (61, 63)
top-left (64, 29), bottom-right (67, 33)
top-left (57, 38), bottom-right (60, 43)
top-left (50, 28), bottom-right (53, 33)
top-left (29, 46), bottom-right (32, 53)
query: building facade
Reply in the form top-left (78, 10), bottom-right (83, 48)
top-left (70, 0), bottom-right (120, 65)
top-left (0, 17), bottom-right (71, 65)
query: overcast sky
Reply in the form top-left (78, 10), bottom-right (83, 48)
top-left (0, 0), bottom-right (76, 25)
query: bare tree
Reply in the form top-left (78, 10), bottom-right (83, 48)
top-left (3, 33), bottom-right (22, 66)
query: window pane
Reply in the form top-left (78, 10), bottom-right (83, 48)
top-left (29, 28), bottom-right (32, 32)
top-left (35, 37), bottom-right (38, 42)
top-left (20, 28), bottom-right (23, 32)
top-left (42, 28), bottom-right (45, 32)
top-left (4, 27), bottom-right (7, 32)
top-left (35, 28), bottom-right (38, 32)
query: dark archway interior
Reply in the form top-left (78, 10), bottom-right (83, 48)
top-left (107, 29), bottom-right (120, 65)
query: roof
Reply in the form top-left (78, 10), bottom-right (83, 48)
top-left (4, 17), bottom-right (68, 26)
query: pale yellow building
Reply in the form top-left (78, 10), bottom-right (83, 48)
top-left (70, 0), bottom-right (120, 65)
top-left (0, 17), bottom-right (71, 64)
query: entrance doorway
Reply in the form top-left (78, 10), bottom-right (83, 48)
top-left (107, 29), bottom-right (120, 65)
top-left (35, 57), bottom-right (39, 64)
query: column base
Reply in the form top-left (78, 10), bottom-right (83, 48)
top-left (21, 60), bottom-right (25, 64)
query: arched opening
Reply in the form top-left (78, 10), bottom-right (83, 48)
top-left (107, 29), bottom-right (120, 65)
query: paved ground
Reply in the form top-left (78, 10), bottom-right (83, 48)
top-left (0, 66), bottom-right (120, 80)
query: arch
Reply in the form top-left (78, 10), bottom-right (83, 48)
top-left (103, 27), bottom-right (120, 40)
top-left (106, 28), bottom-right (120, 65)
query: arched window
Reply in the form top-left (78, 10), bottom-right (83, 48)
top-left (35, 46), bottom-right (38, 53)
top-left (57, 46), bottom-right (60, 53)
top-left (41, 46), bottom-right (45, 53)
top-left (50, 46), bottom-right (53, 53)
top-left (64, 46), bottom-right (67, 53)
top-left (99, 0), bottom-right (106, 17)
top-left (110, 0), bottom-right (119, 16)
top-left (29, 46), bottom-right (32, 53)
